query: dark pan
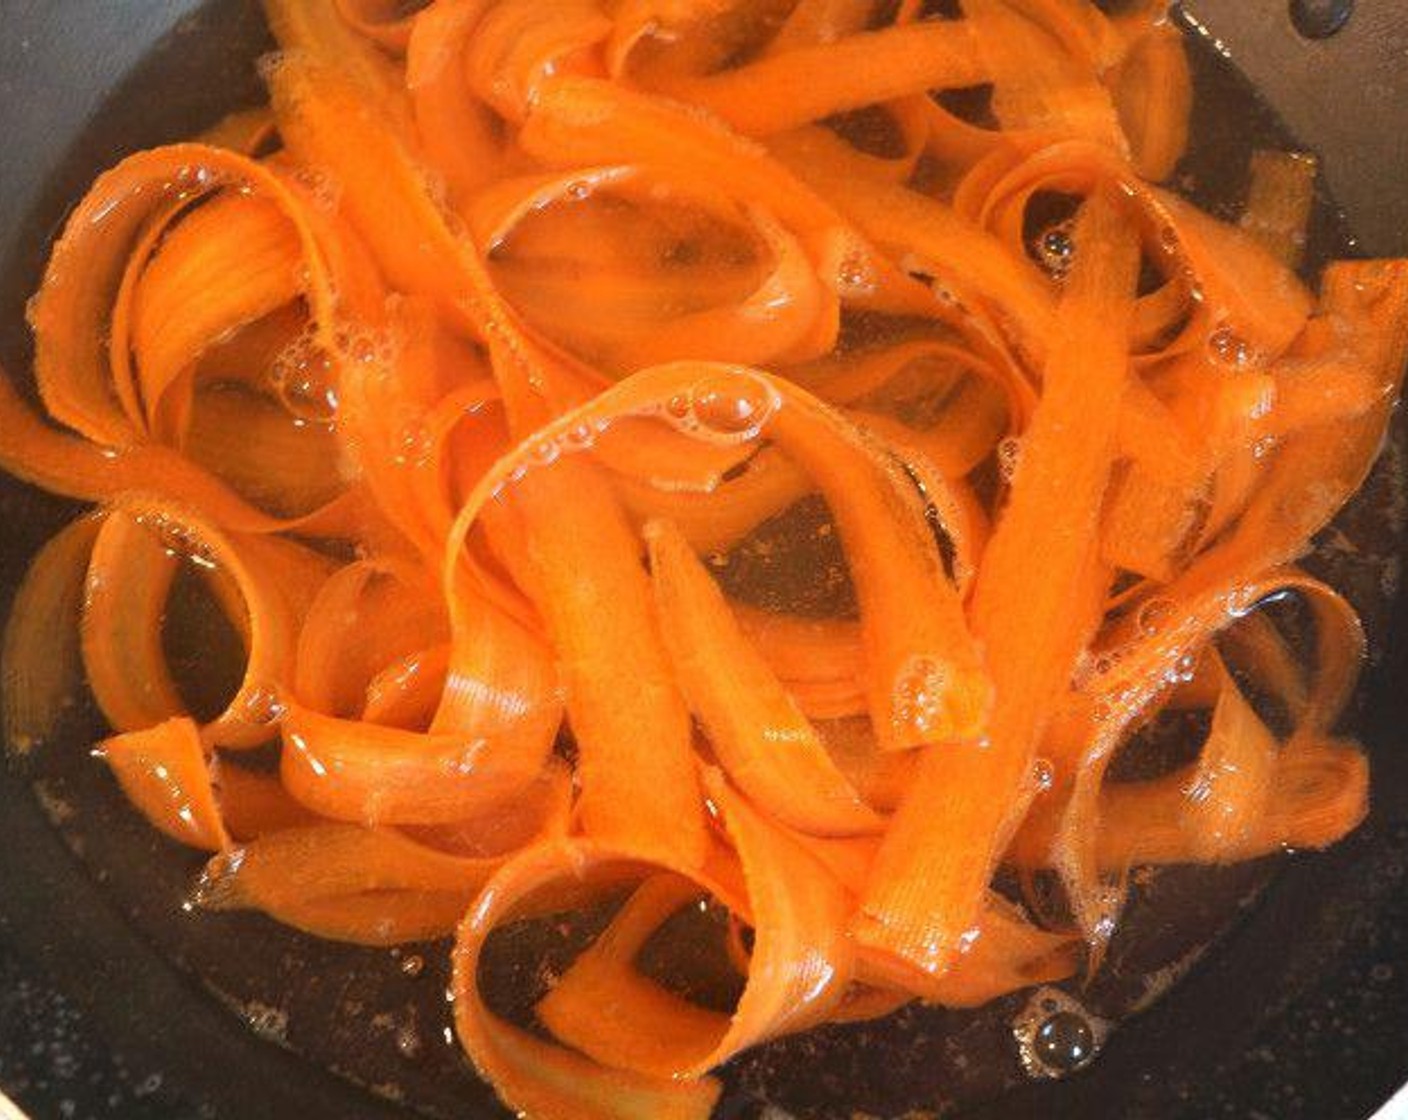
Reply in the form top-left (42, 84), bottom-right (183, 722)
top-left (1, 3), bottom-right (1405, 1118)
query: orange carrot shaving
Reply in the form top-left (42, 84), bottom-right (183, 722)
top-left (1, 518), bottom-right (100, 753)
top-left (855, 186), bottom-right (1139, 978)
top-left (647, 518), bottom-right (883, 836)
top-left (101, 716), bottom-right (231, 851)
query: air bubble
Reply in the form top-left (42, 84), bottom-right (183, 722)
top-left (559, 421), bottom-right (598, 452)
top-left (1169, 651), bottom-right (1198, 684)
top-left (1013, 988), bottom-right (1107, 1080)
top-left (1033, 1013), bottom-right (1095, 1071)
top-left (270, 332), bottom-right (339, 424)
top-left (396, 1022), bottom-right (423, 1059)
top-left (1290, 0), bottom-right (1353, 40)
top-left (1031, 758), bottom-right (1055, 792)
top-left (400, 954), bottom-right (425, 978)
top-left (1136, 597), bottom-right (1175, 636)
top-left (566, 179), bottom-right (592, 201)
top-left (334, 323), bottom-right (390, 366)
top-left (167, 164), bottom-right (216, 199)
top-left (528, 440), bottom-right (561, 467)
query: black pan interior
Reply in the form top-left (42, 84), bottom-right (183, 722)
top-left (1, 3), bottom-right (1405, 1119)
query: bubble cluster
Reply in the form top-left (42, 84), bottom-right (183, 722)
top-left (1034, 221), bottom-right (1076, 279)
top-left (997, 436), bottom-right (1023, 484)
top-left (132, 510), bottom-right (217, 567)
top-left (892, 655), bottom-right (951, 738)
top-left (394, 412), bottom-right (437, 468)
top-left (660, 369), bottom-right (780, 445)
top-left (333, 322), bottom-right (398, 368)
top-left (164, 163), bottom-right (219, 203)
top-left (1207, 323), bottom-right (1258, 368)
top-left (835, 246), bottom-right (878, 298)
top-left (291, 165), bottom-right (342, 212)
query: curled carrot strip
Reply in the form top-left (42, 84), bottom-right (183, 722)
top-left (1, 518), bottom-right (100, 754)
top-left (1051, 569), bottom-right (1366, 941)
top-left (280, 700), bottom-right (554, 826)
top-left (81, 511), bottom-right (184, 733)
top-left (198, 761), bottom-right (572, 944)
top-left (406, 0), bottom-right (507, 205)
top-left (76, 498), bottom-right (332, 750)
top-left (471, 167), bottom-right (837, 371)
top-left (451, 770), bottom-right (847, 1114)
top-left (294, 557), bottom-right (448, 718)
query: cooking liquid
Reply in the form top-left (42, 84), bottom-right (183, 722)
top-left (2, 7), bottom-right (1403, 1120)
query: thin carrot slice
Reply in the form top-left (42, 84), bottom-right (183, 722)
top-left (216, 763), bottom-right (322, 840)
top-left (856, 187), bottom-right (1138, 977)
top-left (502, 456), bottom-right (710, 868)
top-left (1, 517), bottom-right (100, 754)
top-left (1240, 150), bottom-right (1317, 269)
top-left (660, 22), bottom-right (988, 137)
top-left (1010, 739), bottom-right (1368, 871)
top-left (464, 0), bottom-right (611, 122)
top-left (280, 701), bottom-right (553, 826)
top-left (101, 716), bottom-right (230, 851)
top-left (199, 762), bottom-right (571, 944)
top-left (407, 0), bottom-right (506, 204)
top-left (452, 769), bottom-right (849, 1111)
top-left (647, 519), bottom-right (883, 836)
top-left (1179, 667), bottom-right (1279, 862)
top-left (294, 558), bottom-right (449, 719)
top-left (1053, 570), bottom-right (1363, 939)
top-left (518, 76), bottom-right (936, 319)
top-left (81, 511), bottom-right (184, 733)
top-left (614, 446), bottom-right (813, 555)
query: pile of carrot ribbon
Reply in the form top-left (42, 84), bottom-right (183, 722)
top-left (2, 1), bottom-right (1406, 1116)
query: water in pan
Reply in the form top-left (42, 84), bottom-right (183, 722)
top-left (0, 3), bottom-right (1401, 1119)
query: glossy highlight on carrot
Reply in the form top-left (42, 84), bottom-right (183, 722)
top-left (0, 2), bottom-right (1403, 1117)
